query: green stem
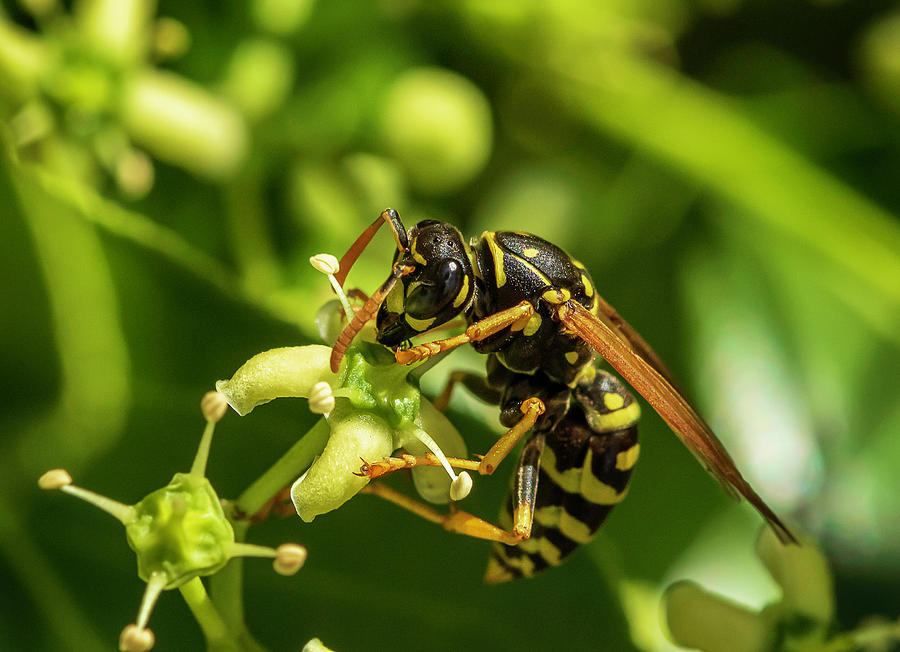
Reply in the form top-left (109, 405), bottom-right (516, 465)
top-left (178, 577), bottom-right (237, 652)
top-left (190, 420), bottom-right (216, 478)
top-left (234, 419), bottom-right (330, 516)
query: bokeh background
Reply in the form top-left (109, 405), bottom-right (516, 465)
top-left (2, 1), bottom-right (899, 650)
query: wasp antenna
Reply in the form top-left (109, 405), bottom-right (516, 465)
top-left (334, 208), bottom-right (409, 288)
top-left (329, 263), bottom-right (415, 372)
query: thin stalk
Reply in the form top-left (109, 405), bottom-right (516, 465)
top-left (234, 419), bottom-right (330, 517)
top-left (178, 577), bottom-right (237, 651)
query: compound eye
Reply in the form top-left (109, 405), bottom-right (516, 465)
top-left (405, 260), bottom-right (463, 319)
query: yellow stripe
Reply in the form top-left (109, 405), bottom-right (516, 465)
top-left (603, 393), bottom-right (625, 410)
top-left (518, 536), bottom-right (540, 553)
top-left (483, 232), bottom-right (507, 287)
top-left (452, 274), bottom-right (469, 308)
top-left (539, 538), bottom-right (563, 565)
top-left (559, 511), bottom-right (594, 544)
top-left (541, 446), bottom-right (582, 494)
top-left (615, 443), bottom-right (640, 471)
top-left (535, 505), bottom-right (594, 544)
top-left (587, 401), bottom-right (641, 431)
top-left (581, 273), bottom-right (594, 297)
top-left (542, 445), bottom-right (629, 505)
top-left (405, 314), bottom-right (436, 331)
top-left (581, 449), bottom-right (629, 504)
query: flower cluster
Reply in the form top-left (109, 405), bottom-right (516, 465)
top-left (40, 391), bottom-right (307, 651)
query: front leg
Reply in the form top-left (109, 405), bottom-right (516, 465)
top-left (395, 301), bottom-right (535, 365)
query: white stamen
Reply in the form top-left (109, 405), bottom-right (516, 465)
top-left (310, 253), bottom-right (354, 319)
top-left (450, 472), bottom-right (473, 501)
top-left (308, 382), bottom-right (335, 415)
top-left (410, 428), bottom-right (458, 483)
top-left (46, 474), bottom-right (136, 524)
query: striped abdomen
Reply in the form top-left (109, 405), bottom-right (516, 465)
top-left (486, 370), bottom-right (640, 581)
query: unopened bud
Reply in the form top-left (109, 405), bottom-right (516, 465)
top-left (273, 543), bottom-right (308, 575)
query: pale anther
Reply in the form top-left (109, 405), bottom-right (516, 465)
top-left (450, 472), bottom-right (473, 501)
top-left (274, 543), bottom-right (308, 576)
top-left (309, 254), bottom-right (340, 275)
top-left (309, 382), bottom-right (335, 415)
top-left (39, 468), bottom-right (72, 490)
top-left (119, 624), bottom-right (155, 652)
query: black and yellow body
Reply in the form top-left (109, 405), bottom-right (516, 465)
top-left (371, 220), bottom-right (642, 577)
top-left (333, 208), bottom-right (794, 584)
top-left (487, 369), bottom-right (640, 581)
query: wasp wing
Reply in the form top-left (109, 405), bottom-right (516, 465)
top-left (558, 300), bottom-right (796, 544)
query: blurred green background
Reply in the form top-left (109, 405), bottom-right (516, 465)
top-left (2, 0), bottom-right (899, 650)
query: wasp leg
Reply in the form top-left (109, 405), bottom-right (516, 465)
top-left (478, 397), bottom-right (544, 475)
top-left (360, 483), bottom-right (523, 546)
top-left (395, 301), bottom-right (535, 364)
top-left (358, 397), bottom-right (545, 479)
top-left (432, 370), bottom-right (501, 412)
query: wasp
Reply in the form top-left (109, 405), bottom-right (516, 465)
top-left (329, 209), bottom-right (795, 581)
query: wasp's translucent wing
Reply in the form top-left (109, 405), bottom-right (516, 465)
top-left (558, 300), bottom-right (796, 544)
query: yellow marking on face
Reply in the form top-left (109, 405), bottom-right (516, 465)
top-left (483, 232), bottom-right (507, 287)
top-left (615, 444), bottom-right (640, 471)
top-left (404, 314), bottom-right (436, 331)
top-left (384, 283), bottom-right (404, 314)
top-left (452, 274), bottom-right (469, 308)
top-left (541, 288), bottom-right (571, 304)
top-left (539, 538), bottom-right (563, 566)
top-left (523, 247), bottom-right (539, 258)
top-left (410, 238), bottom-right (428, 266)
top-left (565, 351), bottom-right (579, 365)
top-left (523, 312), bottom-right (542, 336)
top-left (585, 401), bottom-right (641, 432)
top-left (603, 393), bottom-right (625, 411)
top-left (581, 274), bottom-right (594, 298)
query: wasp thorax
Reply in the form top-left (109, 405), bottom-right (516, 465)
top-left (376, 220), bottom-right (474, 347)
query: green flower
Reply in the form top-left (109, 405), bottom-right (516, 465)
top-left (39, 391), bottom-right (307, 651)
top-left (215, 253), bottom-right (471, 522)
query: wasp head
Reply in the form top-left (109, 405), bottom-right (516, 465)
top-left (376, 220), bottom-right (474, 348)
